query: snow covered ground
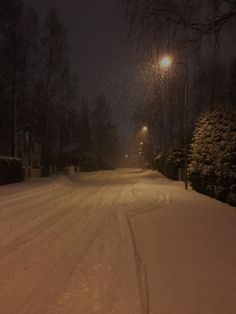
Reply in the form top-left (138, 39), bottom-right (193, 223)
top-left (0, 169), bottom-right (235, 314)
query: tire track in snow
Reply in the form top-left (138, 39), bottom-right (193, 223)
top-left (124, 178), bottom-right (171, 314)
top-left (0, 183), bottom-right (59, 206)
top-left (0, 169), bottom-right (172, 314)
top-left (0, 180), bottom-right (96, 246)
top-left (0, 184), bottom-right (108, 261)
top-left (20, 183), bottom-right (125, 314)
top-left (126, 215), bottom-right (150, 314)
top-left (127, 181), bottom-right (170, 216)
top-left (0, 180), bottom-right (125, 314)
top-left (0, 176), bottom-right (68, 205)
top-left (45, 183), bottom-right (141, 314)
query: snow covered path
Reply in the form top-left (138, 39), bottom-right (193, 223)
top-left (0, 169), bottom-right (235, 314)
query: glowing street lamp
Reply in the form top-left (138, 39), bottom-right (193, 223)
top-left (160, 56), bottom-right (172, 69)
top-left (159, 55), bottom-right (189, 190)
top-left (142, 126), bottom-right (148, 132)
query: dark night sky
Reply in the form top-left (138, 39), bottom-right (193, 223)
top-left (26, 0), bottom-right (142, 137)
top-left (26, 0), bottom-right (236, 138)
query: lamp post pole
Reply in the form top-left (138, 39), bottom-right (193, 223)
top-left (160, 57), bottom-right (188, 190)
top-left (181, 62), bottom-right (188, 190)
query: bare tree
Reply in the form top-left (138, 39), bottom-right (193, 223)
top-left (38, 8), bottom-right (73, 174)
top-left (78, 98), bottom-right (91, 154)
top-left (126, 0), bottom-right (236, 46)
top-left (0, 0), bottom-right (33, 156)
top-left (91, 94), bottom-right (119, 169)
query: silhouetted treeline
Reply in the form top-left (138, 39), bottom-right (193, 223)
top-left (0, 1), bottom-right (75, 160)
top-left (74, 94), bottom-right (120, 171)
top-left (0, 0), bottom-right (120, 173)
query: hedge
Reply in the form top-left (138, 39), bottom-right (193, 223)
top-left (0, 157), bottom-right (24, 185)
top-left (189, 106), bottom-right (236, 206)
top-left (154, 142), bottom-right (185, 180)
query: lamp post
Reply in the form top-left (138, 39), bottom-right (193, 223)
top-left (159, 56), bottom-right (188, 190)
top-left (140, 125), bottom-right (156, 166)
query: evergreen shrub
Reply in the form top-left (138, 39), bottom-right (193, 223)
top-left (189, 106), bottom-right (236, 206)
top-left (155, 142), bottom-right (185, 180)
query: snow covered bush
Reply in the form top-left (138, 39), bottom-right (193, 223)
top-left (0, 157), bottom-right (23, 185)
top-left (189, 106), bottom-right (236, 206)
top-left (154, 141), bottom-right (185, 180)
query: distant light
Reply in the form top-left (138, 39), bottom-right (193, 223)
top-left (125, 154), bottom-right (128, 158)
top-left (142, 126), bottom-right (148, 132)
top-left (160, 56), bottom-right (172, 69)
top-left (140, 142), bottom-right (144, 145)
top-left (139, 152), bottom-right (142, 155)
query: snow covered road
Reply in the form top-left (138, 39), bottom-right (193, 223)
top-left (0, 169), bottom-right (235, 314)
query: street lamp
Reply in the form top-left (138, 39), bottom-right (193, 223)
top-left (159, 56), bottom-right (172, 68)
top-left (159, 55), bottom-right (189, 190)
top-left (142, 126), bottom-right (148, 132)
